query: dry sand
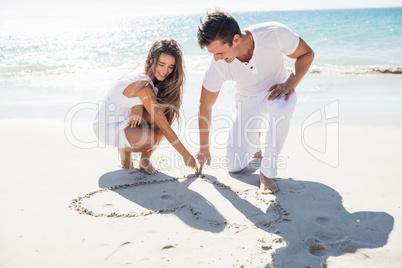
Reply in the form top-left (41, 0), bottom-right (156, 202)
top-left (0, 120), bottom-right (401, 267)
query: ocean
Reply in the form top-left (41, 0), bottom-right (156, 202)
top-left (0, 7), bottom-right (401, 122)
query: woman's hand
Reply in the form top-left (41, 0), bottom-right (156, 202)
top-left (184, 154), bottom-right (199, 173)
top-left (129, 105), bottom-right (144, 128)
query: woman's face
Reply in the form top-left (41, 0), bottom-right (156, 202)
top-left (154, 53), bottom-right (176, 81)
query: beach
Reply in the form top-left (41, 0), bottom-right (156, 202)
top-left (1, 8), bottom-right (402, 267)
top-left (1, 73), bottom-right (402, 267)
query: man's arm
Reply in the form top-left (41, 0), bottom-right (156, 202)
top-left (197, 86), bottom-right (220, 172)
top-left (268, 37), bottom-right (314, 101)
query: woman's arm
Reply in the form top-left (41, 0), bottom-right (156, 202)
top-left (133, 84), bottom-right (198, 171)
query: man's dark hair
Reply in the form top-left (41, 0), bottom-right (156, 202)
top-left (197, 10), bottom-right (241, 49)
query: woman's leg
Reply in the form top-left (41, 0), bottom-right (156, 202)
top-left (138, 145), bottom-right (159, 174)
top-left (121, 110), bottom-right (163, 174)
top-left (119, 148), bottom-right (134, 169)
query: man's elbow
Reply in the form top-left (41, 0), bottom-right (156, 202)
top-left (300, 48), bottom-right (314, 67)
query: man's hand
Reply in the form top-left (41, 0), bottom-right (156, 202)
top-left (196, 148), bottom-right (211, 173)
top-left (267, 83), bottom-right (295, 102)
top-left (268, 37), bottom-right (314, 103)
top-left (129, 105), bottom-right (144, 128)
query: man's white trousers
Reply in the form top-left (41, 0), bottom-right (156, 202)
top-left (225, 91), bottom-right (297, 178)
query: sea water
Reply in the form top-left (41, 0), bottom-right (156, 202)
top-left (0, 7), bottom-right (401, 122)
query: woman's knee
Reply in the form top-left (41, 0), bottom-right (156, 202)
top-left (142, 110), bottom-right (154, 125)
top-left (145, 129), bottom-right (163, 150)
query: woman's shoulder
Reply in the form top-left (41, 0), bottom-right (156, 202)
top-left (122, 72), bottom-right (151, 83)
top-left (123, 74), bottom-right (154, 98)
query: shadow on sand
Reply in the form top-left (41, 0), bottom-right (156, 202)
top-left (98, 169), bottom-right (227, 233)
top-left (97, 162), bottom-right (393, 267)
top-left (228, 158), bottom-right (394, 266)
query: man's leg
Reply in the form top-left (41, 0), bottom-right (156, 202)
top-left (260, 93), bottom-right (297, 193)
top-left (225, 97), bottom-right (265, 173)
top-left (253, 132), bottom-right (262, 158)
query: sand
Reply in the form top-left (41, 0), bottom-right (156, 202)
top-left (1, 74), bottom-right (402, 267)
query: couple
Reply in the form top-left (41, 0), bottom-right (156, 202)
top-left (93, 10), bottom-right (314, 194)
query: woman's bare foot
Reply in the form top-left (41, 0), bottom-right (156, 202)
top-left (253, 150), bottom-right (262, 158)
top-left (139, 157), bottom-right (158, 175)
top-left (259, 172), bottom-right (279, 194)
top-left (118, 148), bottom-right (133, 169)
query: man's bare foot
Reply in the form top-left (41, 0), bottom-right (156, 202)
top-left (253, 150), bottom-right (262, 158)
top-left (259, 172), bottom-right (279, 194)
top-left (139, 157), bottom-right (158, 175)
top-left (118, 148), bottom-right (133, 169)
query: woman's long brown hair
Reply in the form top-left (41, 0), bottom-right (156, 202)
top-left (144, 38), bottom-right (185, 126)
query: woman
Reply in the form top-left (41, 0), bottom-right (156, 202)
top-left (93, 38), bottom-right (198, 174)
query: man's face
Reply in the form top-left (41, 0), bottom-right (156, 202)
top-left (206, 39), bottom-right (238, 63)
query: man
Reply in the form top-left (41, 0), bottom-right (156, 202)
top-left (196, 10), bottom-right (314, 194)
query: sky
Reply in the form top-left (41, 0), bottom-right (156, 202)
top-left (1, 0), bottom-right (401, 19)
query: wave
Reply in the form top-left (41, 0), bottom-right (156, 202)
top-left (0, 55), bottom-right (211, 80)
top-left (307, 65), bottom-right (402, 75)
top-left (1, 60), bottom-right (401, 81)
